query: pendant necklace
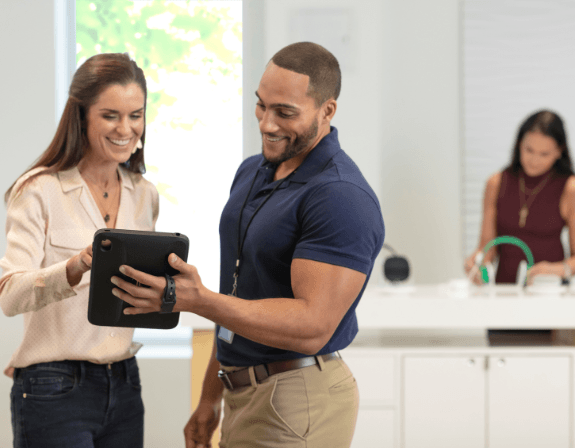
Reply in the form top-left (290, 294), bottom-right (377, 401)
top-left (518, 171), bottom-right (553, 228)
top-left (82, 172), bottom-right (120, 224)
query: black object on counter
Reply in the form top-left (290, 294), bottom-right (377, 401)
top-left (384, 256), bottom-right (410, 282)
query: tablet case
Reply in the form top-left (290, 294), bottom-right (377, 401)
top-left (88, 229), bottom-right (189, 329)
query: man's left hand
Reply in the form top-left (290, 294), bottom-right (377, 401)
top-left (110, 254), bottom-right (202, 314)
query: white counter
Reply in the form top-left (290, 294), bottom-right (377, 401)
top-left (355, 284), bottom-right (575, 329)
top-left (180, 283), bottom-right (575, 330)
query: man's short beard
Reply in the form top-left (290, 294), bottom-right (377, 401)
top-left (262, 120), bottom-right (319, 165)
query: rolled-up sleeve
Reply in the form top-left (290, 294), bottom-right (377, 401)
top-left (0, 177), bottom-right (76, 317)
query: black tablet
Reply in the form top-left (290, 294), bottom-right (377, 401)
top-left (88, 229), bottom-right (189, 329)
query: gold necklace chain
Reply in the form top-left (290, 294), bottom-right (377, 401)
top-left (518, 171), bottom-right (553, 228)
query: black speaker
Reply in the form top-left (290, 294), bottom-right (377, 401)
top-left (383, 256), bottom-right (410, 282)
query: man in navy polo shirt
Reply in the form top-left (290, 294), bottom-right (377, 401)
top-left (114, 42), bottom-right (384, 448)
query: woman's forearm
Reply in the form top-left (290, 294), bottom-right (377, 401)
top-left (0, 260), bottom-right (77, 317)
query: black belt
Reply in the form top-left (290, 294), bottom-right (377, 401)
top-left (218, 352), bottom-right (341, 391)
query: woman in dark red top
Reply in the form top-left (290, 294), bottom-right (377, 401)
top-left (464, 110), bottom-right (575, 343)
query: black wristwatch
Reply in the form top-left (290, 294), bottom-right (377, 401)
top-left (160, 273), bottom-right (176, 314)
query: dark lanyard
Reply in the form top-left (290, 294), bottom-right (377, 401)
top-left (231, 168), bottom-right (297, 296)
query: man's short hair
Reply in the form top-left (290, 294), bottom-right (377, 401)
top-left (271, 42), bottom-right (341, 107)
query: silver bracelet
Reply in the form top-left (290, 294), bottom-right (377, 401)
top-left (563, 260), bottom-right (572, 280)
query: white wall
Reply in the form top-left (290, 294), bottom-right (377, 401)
top-left (243, 0), bottom-right (463, 285)
top-left (379, 0), bottom-right (462, 284)
top-left (0, 1), bottom-right (56, 445)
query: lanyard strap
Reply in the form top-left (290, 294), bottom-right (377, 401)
top-left (231, 168), bottom-right (296, 296)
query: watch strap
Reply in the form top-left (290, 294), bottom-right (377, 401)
top-left (160, 273), bottom-right (176, 314)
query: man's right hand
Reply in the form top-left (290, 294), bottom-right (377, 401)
top-left (184, 399), bottom-right (222, 448)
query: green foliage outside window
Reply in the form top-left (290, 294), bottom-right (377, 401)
top-left (76, 0), bottom-right (242, 127)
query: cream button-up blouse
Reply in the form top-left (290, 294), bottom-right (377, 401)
top-left (0, 165), bottom-right (159, 374)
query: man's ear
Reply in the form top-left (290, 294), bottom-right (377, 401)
top-left (321, 99), bottom-right (337, 124)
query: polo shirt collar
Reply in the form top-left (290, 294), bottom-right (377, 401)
top-left (258, 126), bottom-right (341, 184)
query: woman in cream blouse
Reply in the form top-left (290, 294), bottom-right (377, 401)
top-left (0, 53), bottom-right (158, 448)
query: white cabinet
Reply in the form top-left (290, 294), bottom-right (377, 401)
top-left (403, 354), bottom-right (571, 448)
top-left (403, 356), bottom-right (485, 448)
top-left (352, 409), bottom-right (395, 448)
top-left (487, 356), bottom-right (570, 448)
top-left (343, 349), bottom-right (397, 448)
top-left (343, 343), bottom-right (574, 448)
top-left (344, 349), bottom-right (396, 406)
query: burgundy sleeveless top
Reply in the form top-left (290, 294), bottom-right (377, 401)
top-left (495, 168), bottom-right (569, 283)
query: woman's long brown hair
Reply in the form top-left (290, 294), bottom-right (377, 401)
top-left (5, 53), bottom-right (148, 203)
top-left (506, 109), bottom-right (574, 177)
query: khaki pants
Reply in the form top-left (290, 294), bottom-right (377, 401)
top-left (219, 357), bottom-right (359, 448)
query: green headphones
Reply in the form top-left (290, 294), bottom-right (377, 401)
top-left (478, 236), bottom-right (534, 283)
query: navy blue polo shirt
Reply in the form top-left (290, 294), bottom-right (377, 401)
top-left (217, 127), bottom-right (385, 366)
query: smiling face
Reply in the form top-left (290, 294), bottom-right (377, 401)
top-left (255, 62), bottom-right (335, 167)
top-left (84, 83), bottom-right (145, 164)
top-left (519, 131), bottom-right (562, 176)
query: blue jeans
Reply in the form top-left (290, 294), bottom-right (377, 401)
top-left (10, 357), bottom-right (144, 448)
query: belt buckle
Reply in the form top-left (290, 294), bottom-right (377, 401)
top-left (217, 370), bottom-right (234, 391)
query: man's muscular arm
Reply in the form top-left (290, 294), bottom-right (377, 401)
top-left (115, 256), bottom-right (366, 355)
top-left (192, 258), bottom-right (365, 354)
